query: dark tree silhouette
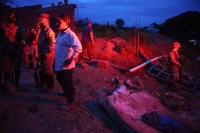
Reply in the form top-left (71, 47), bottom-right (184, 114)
top-left (158, 11), bottom-right (200, 46)
top-left (115, 18), bottom-right (125, 29)
top-left (0, 0), bottom-right (12, 23)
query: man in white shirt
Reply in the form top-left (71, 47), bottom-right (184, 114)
top-left (54, 14), bottom-right (82, 111)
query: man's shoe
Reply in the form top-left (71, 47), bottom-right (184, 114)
top-left (6, 83), bottom-right (16, 95)
top-left (88, 58), bottom-right (93, 61)
top-left (35, 83), bottom-right (47, 88)
top-left (58, 91), bottom-right (66, 97)
top-left (0, 83), bottom-right (6, 94)
top-left (15, 83), bottom-right (22, 91)
top-left (60, 103), bottom-right (75, 111)
top-left (78, 59), bottom-right (84, 64)
top-left (47, 87), bottom-right (54, 91)
top-left (40, 87), bottom-right (54, 93)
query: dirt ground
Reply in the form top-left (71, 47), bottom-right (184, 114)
top-left (0, 38), bottom-right (200, 133)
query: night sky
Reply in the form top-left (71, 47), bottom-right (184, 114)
top-left (9, 0), bottom-right (200, 27)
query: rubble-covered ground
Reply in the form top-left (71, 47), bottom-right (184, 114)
top-left (0, 37), bottom-right (200, 133)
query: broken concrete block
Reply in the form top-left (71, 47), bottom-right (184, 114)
top-left (97, 60), bottom-right (109, 69)
top-left (124, 79), bottom-right (133, 87)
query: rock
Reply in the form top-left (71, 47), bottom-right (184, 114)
top-left (81, 63), bottom-right (89, 69)
top-left (97, 60), bottom-right (109, 69)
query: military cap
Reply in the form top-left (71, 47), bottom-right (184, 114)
top-left (39, 13), bottom-right (49, 19)
top-left (173, 42), bottom-right (181, 48)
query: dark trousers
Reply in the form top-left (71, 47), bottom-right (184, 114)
top-left (79, 41), bottom-right (93, 60)
top-left (3, 55), bottom-right (22, 84)
top-left (56, 68), bottom-right (76, 103)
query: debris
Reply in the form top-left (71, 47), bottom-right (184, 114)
top-left (81, 63), bottom-right (89, 69)
top-left (112, 84), bottom-right (130, 95)
top-left (111, 77), bottom-right (123, 85)
top-left (124, 79), bottom-right (133, 87)
top-left (16, 95), bottom-right (54, 110)
top-left (165, 92), bottom-right (185, 100)
top-left (132, 76), bottom-right (144, 87)
top-left (155, 91), bottom-right (161, 97)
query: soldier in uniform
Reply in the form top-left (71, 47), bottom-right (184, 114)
top-left (36, 13), bottom-right (56, 92)
top-left (168, 42), bottom-right (182, 83)
top-left (0, 10), bottom-right (26, 94)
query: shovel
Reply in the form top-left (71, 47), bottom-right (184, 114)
top-left (34, 60), bottom-right (40, 86)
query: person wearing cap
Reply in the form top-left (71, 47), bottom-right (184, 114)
top-left (168, 42), bottom-right (182, 83)
top-left (54, 14), bottom-right (82, 111)
top-left (79, 21), bottom-right (94, 63)
top-left (0, 10), bottom-right (26, 94)
top-left (36, 13), bottom-right (56, 92)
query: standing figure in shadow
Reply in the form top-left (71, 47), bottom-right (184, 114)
top-left (0, 10), bottom-right (26, 94)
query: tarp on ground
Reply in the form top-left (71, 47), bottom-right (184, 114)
top-left (99, 91), bottom-right (172, 133)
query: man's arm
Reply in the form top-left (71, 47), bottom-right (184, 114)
top-left (89, 32), bottom-right (94, 45)
top-left (0, 24), bottom-right (4, 49)
top-left (63, 33), bottom-right (82, 66)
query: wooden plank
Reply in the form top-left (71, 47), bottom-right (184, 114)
top-left (147, 63), bottom-right (198, 91)
top-left (154, 67), bottom-right (170, 76)
top-left (147, 64), bottom-right (157, 72)
top-left (180, 79), bottom-right (194, 86)
top-left (191, 79), bottom-right (200, 91)
top-left (156, 68), bottom-right (166, 77)
top-left (147, 71), bottom-right (169, 81)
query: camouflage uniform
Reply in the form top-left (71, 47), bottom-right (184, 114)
top-left (36, 13), bottom-right (56, 91)
top-left (0, 22), bottom-right (26, 90)
top-left (168, 49), bottom-right (181, 82)
top-left (38, 27), bottom-right (55, 75)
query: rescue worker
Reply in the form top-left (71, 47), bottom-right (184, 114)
top-left (36, 13), bottom-right (56, 92)
top-left (168, 42), bottom-right (182, 83)
top-left (0, 10), bottom-right (26, 94)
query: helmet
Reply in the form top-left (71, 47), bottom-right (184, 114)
top-left (173, 42), bottom-right (181, 48)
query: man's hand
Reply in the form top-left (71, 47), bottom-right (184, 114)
top-left (177, 62), bottom-right (181, 68)
top-left (35, 57), bottom-right (39, 61)
top-left (20, 40), bottom-right (26, 47)
top-left (40, 19), bottom-right (49, 28)
top-left (91, 40), bottom-right (94, 48)
top-left (63, 57), bottom-right (74, 66)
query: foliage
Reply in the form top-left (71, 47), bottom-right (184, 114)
top-left (158, 11), bottom-right (200, 45)
top-left (74, 17), bottom-right (90, 33)
top-left (0, 0), bottom-right (12, 23)
top-left (115, 18), bottom-right (125, 29)
top-left (93, 23), bottom-right (119, 39)
top-left (0, 0), bottom-right (12, 5)
top-left (75, 19), bottom-right (119, 40)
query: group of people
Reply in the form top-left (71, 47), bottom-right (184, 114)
top-left (0, 10), bottom-right (182, 111)
top-left (0, 10), bottom-right (94, 111)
